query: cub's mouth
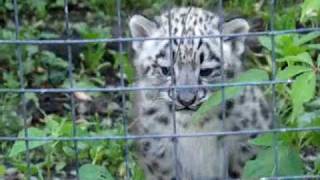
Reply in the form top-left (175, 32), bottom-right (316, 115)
top-left (175, 103), bottom-right (201, 111)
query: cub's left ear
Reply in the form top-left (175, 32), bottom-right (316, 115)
top-left (222, 18), bottom-right (249, 55)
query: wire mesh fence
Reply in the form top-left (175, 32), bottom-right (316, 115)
top-left (0, 0), bottom-right (320, 179)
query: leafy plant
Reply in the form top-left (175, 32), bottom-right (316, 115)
top-left (79, 164), bottom-right (114, 180)
top-left (244, 134), bottom-right (304, 178)
top-left (260, 31), bottom-right (320, 121)
top-left (243, 21), bottom-right (320, 179)
top-left (300, 0), bottom-right (320, 25)
top-left (7, 115), bottom-right (135, 179)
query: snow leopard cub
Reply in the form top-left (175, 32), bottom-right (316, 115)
top-left (129, 7), bottom-right (272, 180)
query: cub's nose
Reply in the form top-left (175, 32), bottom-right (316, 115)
top-left (177, 90), bottom-right (197, 107)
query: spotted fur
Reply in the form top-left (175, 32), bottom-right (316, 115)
top-left (129, 7), bottom-right (272, 179)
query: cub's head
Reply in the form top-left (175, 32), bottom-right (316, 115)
top-left (129, 7), bottom-right (249, 110)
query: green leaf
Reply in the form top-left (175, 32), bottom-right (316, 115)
top-left (297, 110), bottom-right (320, 128)
top-left (300, 0), bottom-right (320, 23)
top-left (243, 145), bottom-right (304, 178)
top-left (315, 157), bottom-right (320, 172)
top-left (305, 97), bottom-right (320, 110)
top-left (249, 134), bottom-right (274, 146)
top-left (39, 32), bottom-right (59, 39)
top-left (113, 52), bottom-right (135, 84)
top-left (278, 35), bottom-right (306, 56)
top-left (291, 71), bottom-right (316, 118)
top-left (63, 146), bottom-right (75, 157)
top-left (55, 161), bottom-right (66, 172)
top-left (63, 77), bottom-right (97, 89)
top-left (83, 44), bottom-right (106, 71)
top-left (79, 164), bottom-right (114, 180)
top-left (25, 93), bottom-right (39, 108)
top-left (0, 164), bottom-right (5, 176)
top-left (9, 128), bottom-right (50, 157)
top-left (295, 32), bottom-right (320, 46)
top-left (277, 52), bottom-right (313, 66)
top-left (41, 51), bottom-right (68, 69)
top-left (258, 36), bottom-right (272, 51)
top-left (276, 65), bottom-right (311, 80)
top-left (258, 36), bottom-right (282, 54)
top-left (3, 72), bottom-right (20, 88)
top-left (192, 69), bottom-right (269, 122)
top-left (306, 44), bottom-right (320, 50)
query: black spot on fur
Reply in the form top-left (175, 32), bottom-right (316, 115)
top-left (226, 100), bottom-right (234, 111)
top-left (218, 111), bottom-right (224, 120)
top-left (161, 168), bottom-right (170, 175)
top-left (171, 177), bottom-right (176, 180)
top-left (252, 95), bottom-right (257, 102)
top-left (174, 27), bottom-right (178, 34)
top-left (229, 169), bottom-right (240, 178)
top-left (241, 118), bottom-right (249, 127)
top-left (171, 137), bottom-right (178, 143)
top-left (252, 109), bottom-right (258, 120)
top-left (209, 53), bottom-right (220, 62)
top-left (251, 118), bottom-right (257, 126)
top-left (250, 154), bottom-right (257, 160)
top-left (232, 125), bottom-right (240, 131)
top-left (205, 14), bottom-right (209, 21)
top-left (157, 150), bottom-right (165, 159)
top-left (241, 145), bottom-right (250, 153)
top-left (143, 66), bottom-right (151, 75)
top-left (143, 127), bottom-right (149, 134)
top-left (199, 52), bottom-right (204, 63)
top-left (156, 115), bottom-right (169, 125)
top-left (167, 103), bottom-right (174, 112)
top-left (173, 39), bottom-right (178, 45)
top-left (156, 50), bottom-right (166, 59)
top-left (239, 94), bottom-right (245, 104)
top-left (172, 51), bottom-right (176, 59)
top-left (259, 99), bottom-right (270, 119)
top-left (197, 39), bottom-right (203, 50)
top-left (250, 87), bottom-right (255, 95)
top-left (250, 133), bottom-right (258, 138)
top-left (147, 164), bottom-right (154, 174)
top-left (144, 107), bottom-right (157, 116)
top-left (212, 65), bottom-right (222, 72)
top-left (226, 70), bottom-right (235, 78)
top-left (143, 141), bottom-right (151, 152)
top-left (219, 107), bottom-right (231, 118)
top-left (151, 160), bottom-right (160, 170)
top-left (238, 160), bottom-right (245, 167)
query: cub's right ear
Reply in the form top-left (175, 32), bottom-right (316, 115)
top-left (129, 15), bottom-right (157, 52)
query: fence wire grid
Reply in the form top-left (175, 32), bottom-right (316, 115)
top-left (1, 0), bottom-right (320, 180)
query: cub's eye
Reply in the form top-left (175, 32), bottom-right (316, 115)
top-left (200, 68), bottom-right (213, 77)
top-left (161, 66), bottom-right (171, 76)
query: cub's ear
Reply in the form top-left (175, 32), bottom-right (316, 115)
top-left (222, 18), bottom-right (249, 55)
top-left (129, 15), bottom-right (157, 52)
